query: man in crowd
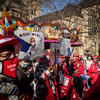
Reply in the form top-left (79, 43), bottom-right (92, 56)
top-left (0, 34), bottom-right (19, 99)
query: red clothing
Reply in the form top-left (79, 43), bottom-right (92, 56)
top-left (71, 61), bottom-right (85, 77)
top-left (87, 62), bottom-right (99, 83)
top-left (83, 77), bottom-right (100, 100)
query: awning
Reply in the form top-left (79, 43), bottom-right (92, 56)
top-left (71, 43), bottom-right (82, 47)
top-left (44, 37), bottom-right (59, 43)
top-left (44, 40), bottom-right (59, 43)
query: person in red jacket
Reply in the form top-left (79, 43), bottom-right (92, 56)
top-left (87, 56), bottom-right (100, 84)
top-left (70, 53), bottom-right (85, 98)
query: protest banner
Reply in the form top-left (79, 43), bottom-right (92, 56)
top-left (15, 29), bottom-right (44, 60)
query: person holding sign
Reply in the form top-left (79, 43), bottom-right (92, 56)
top-left (35, 57), bottom-right (57, 100)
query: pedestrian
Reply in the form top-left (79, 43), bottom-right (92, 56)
top-left (87, 56), bottom-right (100, 84)
top-left (80, 55), bottom-right (90, 89)
top-left (35, 57), bottom-right (57, 100)
top-left (70, 53), bottom-right (85, 99)
top-left (17, 60), bottom-right (34, 100)
top-left (65, 56), bottom-right (72, 76)
top-left (0, 34), bottom-right (19, 100)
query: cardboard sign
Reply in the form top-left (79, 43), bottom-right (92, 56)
top-left (15, 29), bottom-right (44, 60)
top-left (50, 43), bottom-right (61, 65)
top-left (60, 38), bottom-right (71, 56)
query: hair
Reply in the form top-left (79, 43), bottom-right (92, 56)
top-left (0, 44), bottom-right (15, 53)
top-left (30, 37), bottom-right (36, 46)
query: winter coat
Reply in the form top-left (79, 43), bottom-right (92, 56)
top-left (71, 60), bottom-right (85, 77)
top-left (87, 62), bottom-right (100, 83)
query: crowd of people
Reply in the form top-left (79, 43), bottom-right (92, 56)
top-left (19, 52), bottom-right (100, 100)
top-left (0, 34), bottom-right (100, 100)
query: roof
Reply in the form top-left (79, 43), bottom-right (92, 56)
top-left (34, 4), bottom-right (82, 23)
top-left (34, 0), bottom-right (100, 23)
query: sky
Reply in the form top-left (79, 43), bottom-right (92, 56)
top-left (42, 0), bottom-right (83, 15)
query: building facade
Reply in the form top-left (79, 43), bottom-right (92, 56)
top-left (0, 0), bottom-right (42, 21)
top-left (34, 1), bottom-right (100, 56)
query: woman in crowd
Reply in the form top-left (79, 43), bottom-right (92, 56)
top-left (87, 56), bottom-right (100, 84)
top-left (0, 34), bottom-right (19, 100)
top-left (35, 57), bottom-right (57, 100)
top-left (70, 53), bottom-right (85, 99)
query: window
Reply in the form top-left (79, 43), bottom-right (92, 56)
top-left (88, 15), bottom-right (96, 35)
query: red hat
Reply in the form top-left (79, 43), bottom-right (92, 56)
top-left (60, 56), bottom-right (65, 58)
top-left (80, 55), bottom-right (83, 58)
top-left (61, 58), bottom-right (64, 62)
top-left (73, 53), bottom-right (79, 57)
top-left (93, 56), bottom-right (97, 59)
top-left (46, 52), bottom-right (50, 55)
top-left (97, 56), bottom-right (100, 58)
top-left (0, 34), bottom-right (19, 48)
top-left (38, 58), bottom-right (44, 63)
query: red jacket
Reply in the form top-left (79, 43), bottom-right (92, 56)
top-left (87, 62), bottom-right (99, 83)
top-left (71, 60), bottom-right (85, 77)
top-left (83, 77), bottom-right (100, 100)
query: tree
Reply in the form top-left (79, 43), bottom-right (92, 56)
top-left (34, 0), bottom-right (100, 55)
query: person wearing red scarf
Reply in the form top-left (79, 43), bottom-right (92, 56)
top-left (70, 53), bottom-right (85, 98)
top-left (87, 56), bottom-right (100, 84)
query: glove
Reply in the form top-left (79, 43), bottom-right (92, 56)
top-left (81, 76), bottom-right (85, 79)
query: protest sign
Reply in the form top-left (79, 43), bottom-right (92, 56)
top-left (60, 38), bottom-right (71, 56)
top-left (15, 29), bottom-right (44, 60)
top-left (50, 43), bottom-right (61, 64)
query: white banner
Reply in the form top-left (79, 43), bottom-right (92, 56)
top-left (15, 29), bottom-right (44, 60)
top-left (60, 38), bottom-right (71, 56)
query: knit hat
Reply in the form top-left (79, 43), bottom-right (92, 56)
top-left (73, 53), bottom-right (79, 57)
top-left (93, 56), bottom-right (97, 59)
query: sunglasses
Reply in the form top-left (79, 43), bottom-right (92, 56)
top-left (0, 52), bottom-right (12, 58)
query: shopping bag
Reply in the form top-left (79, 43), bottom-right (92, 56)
top-left (71, 82), bottom-right (79, 100)
top-left (60, 74), bottom-right (72, 98)
top-left (44, 72), bottom-right (55, 100)
top-left (62, 74), bottom-right (72, 91)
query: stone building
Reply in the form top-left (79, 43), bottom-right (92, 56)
top-left (34, 0), bottom-right (100, 56)
top-left (0, 0), bottom-right (42, 21)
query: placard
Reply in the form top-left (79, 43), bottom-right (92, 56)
top-left (15, 29), bottom-right (44, 60)
top-left (50, 43), bottom-right (61, 64)
top-left (60, 38), bottom-right (71, 56)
